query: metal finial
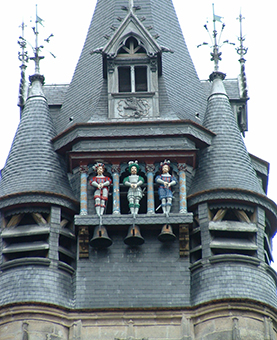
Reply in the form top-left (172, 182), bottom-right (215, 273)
top-left (198, 4), bottom-right (236, 74)
top-left (210, 3), bottom-right (224, 72)
top-left (197, 4), bottom-right (227, 72)
top-left (236, 10), bottom-right (248, 100)
top-left (18, 21), bottom-right (29, 110)
top-left (30, 4), bottom-right (45, 75)
top-left (18, 22), bottom-right (29, 67)
top-left (236, 11), bottom-right (248, 59)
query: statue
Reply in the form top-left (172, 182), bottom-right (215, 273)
top-left (123, 161), bottom-right (144, 216)
top-left (89, 162), bottom-right (112, 216)
top-left (155, 160), bottom-right (177, 216)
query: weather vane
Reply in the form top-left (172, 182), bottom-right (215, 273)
top-left (197, 3), bottom-right (234, 72)
top-left (29, 5), bottom-right (55, 75)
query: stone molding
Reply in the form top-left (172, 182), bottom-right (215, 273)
top-left (1, 301), bottom-right (277, 340)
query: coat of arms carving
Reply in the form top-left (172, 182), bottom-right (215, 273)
top-left (117, 97), bottom-right (150, 118)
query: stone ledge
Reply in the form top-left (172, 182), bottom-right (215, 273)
top-left (0, 257), bottom-right (51, 271)
top-left (75, 213), bottom-right (193, 226)
top-left (209, 254), bottom-right (260, 266)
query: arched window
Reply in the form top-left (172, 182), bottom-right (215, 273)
top-left (118, 37), bottom-right (147, 56)
top-left (117, 37), bottom-right (148, 93)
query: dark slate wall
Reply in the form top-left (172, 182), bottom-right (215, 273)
top-left (0, 266), bottom-right (74, 308)
top-left (191, 262), bottom-right (277, 308)
top-left (75, 229), bottom-right (190, 308)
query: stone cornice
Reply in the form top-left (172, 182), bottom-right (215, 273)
top-left (52, 120), bottom-right (214, 154)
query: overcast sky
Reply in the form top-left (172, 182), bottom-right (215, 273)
top-left (1, 0), bottom-right (276, 265)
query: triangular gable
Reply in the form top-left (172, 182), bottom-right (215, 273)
top-left (102, 11), bottom-right (162, 58)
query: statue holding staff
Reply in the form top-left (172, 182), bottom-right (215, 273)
top-left (155, 160), bottom-right (177, 216)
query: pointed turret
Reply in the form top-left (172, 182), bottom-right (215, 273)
top-left (0, 15), bottom-right (77, 212)
top-left (187, 12), bottom-right (277, 309)
top-left (0, 10), bottom-right (78, 308)
top-left (188, 7), bottom-right (264, 202)
top-left (188, 71), bottom-right (264, 200)
top-left (0, 72), bottom-right (77, 210)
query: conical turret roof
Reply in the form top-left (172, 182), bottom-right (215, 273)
top-left (188, 72), bottom-right (264, 202)
top-left (0, 75), bottom-right (78, 210)
top-left (56, 0), bottom-right (207, 134)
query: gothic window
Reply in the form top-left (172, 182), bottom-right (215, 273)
top-left (117, 36), bottom-right (147, 57)
top-left (107, 34), bottom-right (160, 118)
top-left (117, 37), bottom-right (148, 93)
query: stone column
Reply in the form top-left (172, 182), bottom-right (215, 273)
top-left (178, 163), bottom-right (187, 213)
top-left (130, 65), bottom-right (135, 92)
top-left (111, 164), bottom-right (121, 215)
top-left (146, 164), bottom-right (155, 214)
top-left (79, 165), bottom-right (88, 215)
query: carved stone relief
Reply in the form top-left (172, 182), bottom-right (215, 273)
top-left (117, 97), bottom-right (150, 118)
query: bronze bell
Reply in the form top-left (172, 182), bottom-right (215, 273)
top-left (158, 224), bottom-right (176, 242)
top-left (90, 225), bottom-right (112, 248)
top-left (124, 225), bottom-right (145, 246)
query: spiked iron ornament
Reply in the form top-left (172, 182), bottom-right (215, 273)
top-left (236, 11), bottom-right (248, 100)
top-left (28, 4), bottom-right (55, 76)
top-left (17, 22), bottom-right (28, 110)
top-left (236, 12), bottom-right (248, 59)
top-left (197, 4), bottom-right (235, 72)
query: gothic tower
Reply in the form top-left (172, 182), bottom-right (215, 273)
top-left (0, 1), bottom-right (276, 339)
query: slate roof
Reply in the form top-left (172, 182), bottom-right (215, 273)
top-left (0, 78), bottom-right (77, 209)
top-left (201, 78), bottom-right (241, 100)
top-left (56, 0), bottom-right (207, 134)
top-left (43, 79), bottom-right (242, 108)
top-left (188, 72), bottom-right (265, 200)
top-left (43, 84), bottom-right (69, 106)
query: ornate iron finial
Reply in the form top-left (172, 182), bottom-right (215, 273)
top-left (210, 3), bottom-right (223, 71)
top-left (236, 11), bottom-right (248, 99)
top-left (29, 5), bottom-right (55, 76)
top-left (28, 5), bottom-right (55, 87)
top-left (18, 22), bottom-right (29, 109)
top-left (198, 4), bottom-right (234, 73)
top-left (18, 22), bottom-right (29, 67)
top-left (30, 4), bottom-right (45, 75)
top-left (236, 11), bottom-right (248, 59)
